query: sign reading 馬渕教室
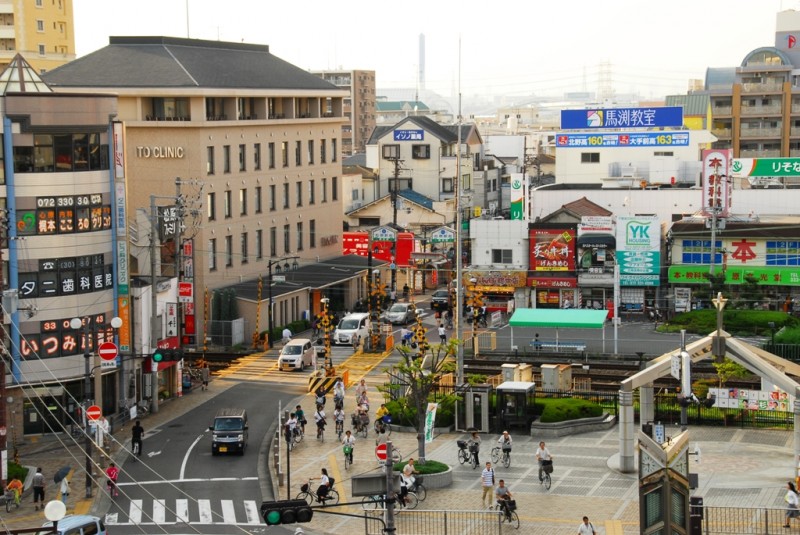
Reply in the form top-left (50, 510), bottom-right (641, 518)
top-left (560, 106), bottom-right (683, 129)
top-left (556, 132), bottom-right (689, 148)
top-left (393, 130), bottom-right (424, 141)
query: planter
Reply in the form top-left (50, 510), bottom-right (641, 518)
top-left (530, 412), bottom-right (616, 438)
top-left (413, 465), bottom-right (453, 489)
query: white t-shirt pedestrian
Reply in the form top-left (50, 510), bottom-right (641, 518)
top-left (438, 325), bottom-right (446, 342)
top-left (577, 518), bottom-right (597, 535)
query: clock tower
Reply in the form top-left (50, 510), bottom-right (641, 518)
top-left (638, 429), bottom-right (692, 534)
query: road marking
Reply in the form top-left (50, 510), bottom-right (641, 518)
top-left (117, 476), bottom-right (258, 486)
top-left (328, 452), bottom-right (352, 513)
top-left (605, 519), bottom-right (624, 534)
top-left (129, 499), bottom-right (143, 524)
top-left (198, 499), bottom-right (212, 524)
top-left (179, 434), bottom-right (205, 480)
top-left (176, 498), bottom-right (189, 523)
top-left (243, 500), bottom-right (261, 524)
top-left (153, 498), bottom-right (166, 523)
top-left (221, 499), bottom-right (237, 524)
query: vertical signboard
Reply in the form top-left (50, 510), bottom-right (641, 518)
top-left (529, 229), bottom-right (576, 271)
top-left (701, 149), bottom-right (732, 218)
top-left (615, 216), bottom-right (661, 286)
top-left (117, 296), bottom-right (131, 351)
top-left (509, 173), bottom-right (525, 220)
top-left (166, 302), bottom-right (178, 338)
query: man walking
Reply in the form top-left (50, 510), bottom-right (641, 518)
top-left (577, 516), bottom-right (597, 535)
top-left (131, 419), bottom-right (145, 460)
top-left (438, 323), bottom-right (446, 344)
top-left (32, 467), bottom-right (45, 510)
top-left (480, 461), bottom-right (495, 508)
top-left (200, 364), bottom-right (210, 391)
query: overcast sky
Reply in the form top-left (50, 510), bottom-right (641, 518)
top-left (74, 0), bottom-right (788, 99)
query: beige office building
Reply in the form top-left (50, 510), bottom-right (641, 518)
top-left (312, 69), bottom-right (376, 155)
top-left (0, 0), bottom-right (75, 73)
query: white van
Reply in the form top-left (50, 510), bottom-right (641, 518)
top-left (39, 515), bottom-right (106, 535)
top-left (278, 338), bottom-right (315, 370)
top-left (333, 312), bottom-right (370, 345)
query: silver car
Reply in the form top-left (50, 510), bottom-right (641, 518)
top-left (382, 302), bottom-right (417, 324)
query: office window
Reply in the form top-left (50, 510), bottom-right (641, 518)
top-left (256, 229), bottom-right (263, 260)
top-left (412, 144), bottom-right (431, 159)
top-left (270, 226), bottom-right (277, 257)
top-left (207, 192), bottom-right (216, 221)
top-left (238, 144), bottom-right (246, 172)
top-left (332, 176), bottom-right (338, 201)
top-left (224, 190), bottom-right (232, 218)
top-left (320, 139), bottom-right (327, 163)
top-left (206, 146), bottom-right (215, 174)
top-left (310, 219), bottom-right (316, 248)
top-left (295, 141), bottom-right (302, 166)
top-left (322, 178), bottom-right (328, 202)
top-left (36, 20), bottom-right (44, 32)
top-left (239, 188), bottom-right (247, 215)
top-left (307, 140), bottom-right (314, 165)
top-left (223, 145), bottom-right (231, 173)
top-left (38, 44), bottom-right (45, 56)
top-left (332, 139), bottom-right (338, 162)
top-left (270, 185), bottom-right (276, 211)
top-left (282, 183), bottom-right (290, 209)
top-left (269, 142), bottom-right (275, 169)
top-left (492, 249), bottom-right (513, 263)
top-left (283, 224), bottom-right (291, 254)
top-left (296, 181), bottom-right (303, 207)
top-left (309, 180), bottom-right (315, 205)
top-left (225, 235), bottom-right (233, 267)
top-left (296, 222), bottom-right (303, 251)
top-left (254, 143), bottom-right (262, 170)
top-left (255, 186), bottom-right (263, 213)
top-left (581, 152), bottom-right (600, 163)
top-left (208, 238), bottom-right (217, 271)
top-left (442, 178), bottom-right (454, 193)
top-left (35, 0), bottom-right (43, 6)
top-left (241, 232), bottom-right (248, 264)
top-left (383, 144), bottom-right (400, 159)
top-left (281, 141), bottom-right (288, 167)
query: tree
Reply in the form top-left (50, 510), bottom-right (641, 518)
top-left (383, 339), bottom-right (460, 464)
top-left (712, 357), bottom-right (749, 387)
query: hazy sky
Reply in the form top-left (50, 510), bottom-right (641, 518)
top-left (74, 0), bottom-right (788, 100)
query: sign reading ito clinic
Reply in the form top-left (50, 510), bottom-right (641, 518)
top-left (136, 146), bottom-right (185, 158)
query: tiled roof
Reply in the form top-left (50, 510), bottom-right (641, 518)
top-left (43, 36), bottom-right (338, 91)
top-left (346, 188), bottom-right (436, 215)
top-left (665, 94), bottom-right (709, 117)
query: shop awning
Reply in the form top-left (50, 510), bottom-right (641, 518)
top-left (577, 234), bottom-right (615, 248)
top-left (509, 308), bottom-right (608, 329)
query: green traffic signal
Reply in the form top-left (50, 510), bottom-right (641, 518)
top-left (265, 510), bottom-right (281, 525)
top-left (261, 499), bottom-right (313, 525)
top-left (153, 349), bottom-right (164, 362)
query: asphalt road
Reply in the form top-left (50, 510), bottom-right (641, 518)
top-left (106, 382), bottom-right (301, 534)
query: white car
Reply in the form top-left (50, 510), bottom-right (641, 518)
top-left (278, 339), bottom-right (315, 371)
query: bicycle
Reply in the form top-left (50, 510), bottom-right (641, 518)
top-left (132, 439), bottom-right (143, 462)
top-left (408, 477), bottom-right (426, 501)
top-left (296, 479), bottom-right (339, 506)
top-left (456, 440), bottom-right (470, 465)
top-left (343, 445), bottom-right (353, 470)
top-left (136, 399), bottom-right (151, 417)
top-left (361, 491), bottom-right (418, 510)
top-left (539, 460), bottom-right (553, 490)
top-left (316, 423), bottom-right (325, 442)
top-left (468, 441), bottom-right (480, 469)
top-left (3, 489), bottom-right (20, 513)
top-left (495, 500), bottom-right (520, 529)
top-left (374, 416), bottom-right (392, 438)
top-left (491, 446), bottom-right (511, 468)
top-left (335, 419), bottom-right (344, 441)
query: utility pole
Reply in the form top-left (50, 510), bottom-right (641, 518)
top-left (149, 195), bottom-right (159, 414)
top-left (455, 40), bottom-right (464, 386)
top-left (384, 439), bottom-right (396, 534)
top-left (389, 156), bottom-right (403, 295)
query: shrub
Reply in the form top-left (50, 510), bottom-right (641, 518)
top-left (393, 459), bottom-right (448, 474)
top-left (662, 309), bottom-right (798, 336)
top-left (7, 462), bottom-right (27, 482)
top-left (536, 398), bottom-right (603, 423)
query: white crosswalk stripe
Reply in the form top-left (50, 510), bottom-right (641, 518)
top-left (107, 498), bottom-right (261, 526)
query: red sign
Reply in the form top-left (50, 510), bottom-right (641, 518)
top-left (178, 282), bottom-right (193, 303)
top-left (343, 232), bottom-right (415, 267)
top-left (530, 229), bottom-right (576, 272)
top-left (86, 405), bottom-right (102, 421)
top-left (98, 342), bottom-right (118, 361)
top-left (157, 336), bottom-right (180, 349)
top-left (528, 277), bottom-right (577, 288)
top-left (375, 443), bottom-right (388, 461)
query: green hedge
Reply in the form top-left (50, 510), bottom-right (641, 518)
top-left (7, 462), bottom-right (27, 482)
top-left (535, 398), bottom-right (603, 423)
top-left (662, 310), bottom-right (798, 336)
top-left (259, 319), bottom-right (311, 343)
top-left (393, 459), bottom-right (449, 474)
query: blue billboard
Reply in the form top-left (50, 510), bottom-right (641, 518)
top-left (555, 132), bottom-right (690, 148)
top-left (561, 106), bottom-right (683, 129)
top-left (394, 129), bottom-right (424, 141)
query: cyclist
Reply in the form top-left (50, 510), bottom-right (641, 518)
top-left (315, 385), bottom-right (327, 408)
top-left (333, 379), bottom-right (345, 409)
top-left (314, 404), bottom-right (327, 439)
top-left (535, 440), bottom-right (553, 483)
top-left (403, 458), bottom-right (419, 492)
top-left (333, 405), bottom-right (345, 437)
top-left (295, 405), bottom-right (306, 435)
top-left (315, 468), bottom-right (331, 503)
top-left (498, 430), bottom-right (512, 461)
top-left (375, 403), bottom-right (390, 433)
top-left (495, 479), bottom-right (514, 516)
top-left (398, 470), bottom-right (412, 507)
top-left (105, 463), bottom-right (119, 497)
top-left (355, 379), bottom-right (368, 402)
top-left (6, 476), bottom-right (22, 506)
top-left (342, 430), bottom-right (355, 464)
top-left (468, 430), bottom-right (482, 466)
top-left (131, 419), bottom-right (144, 460)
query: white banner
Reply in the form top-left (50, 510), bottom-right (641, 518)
top-left (424, 402), bottom-right (438, 444)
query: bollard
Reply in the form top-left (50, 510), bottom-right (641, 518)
top-left (277, 471), bottom-right (284, 487)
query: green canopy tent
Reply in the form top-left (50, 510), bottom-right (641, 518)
top-left (508, 308), bottom-right (609, 351)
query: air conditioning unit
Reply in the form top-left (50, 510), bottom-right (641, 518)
top-left (352, 201), bottom-right (362, 209)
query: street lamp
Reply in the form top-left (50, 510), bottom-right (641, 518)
top-left (70, 315), bottom-right (122, 499)
top-left (267, 256), bottom-right (299, 348)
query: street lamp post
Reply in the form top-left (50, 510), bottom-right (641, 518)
top-left (70, 315), bottom-right (122, 499)
top-left (267, 256), bottom-right (299, 349)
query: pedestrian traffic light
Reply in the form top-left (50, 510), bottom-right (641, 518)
top-left (260, 499), bottom-right (313, 525)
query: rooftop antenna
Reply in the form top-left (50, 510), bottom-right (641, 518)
top-left (185, 0), bottom-right (190, 38)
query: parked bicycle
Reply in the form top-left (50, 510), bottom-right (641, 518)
top-left (296, 478), bottom-right (340, 506)
top-left (491, 446), bottom-right (511, 468)
top-left (456, 440), bottom-right (470, 465)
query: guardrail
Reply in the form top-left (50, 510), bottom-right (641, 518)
top-left (698, 505), bottom-right (794, 534)
top-left (529, 340), bottom-right (587, 352)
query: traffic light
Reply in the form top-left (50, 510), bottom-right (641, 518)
top-left (152, 348), bottom-right (165, 363)
top-left (152, 348), bottom-right (185, 362)
top-left (260, 499), bottom-right (313, 525)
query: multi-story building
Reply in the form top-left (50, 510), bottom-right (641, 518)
top-left (312, 69), bottom-right (375, 156)
top-left (0, 0), bottom-right (75, 73)
top-left (706, 9), bottom-right (800, 161)
top-left (43, 36), bottom-right (348, 363)
top-left (0, 55), bottom-right (119, 435)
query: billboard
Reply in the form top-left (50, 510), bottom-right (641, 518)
top-left (701, 149), bottom-right (732, 217)
top-left (342, 232), bottom-right (415, 267)
top-left (561, 106), bottom-right (683, 130)
top-left (509, 173), bottom-right (525, 220)
top-left (615, 216), bottom-right (661, 286)
top-left (530, 229), bottom-right (576, 271)
top-left (556, 132), bottom-right (689, 148)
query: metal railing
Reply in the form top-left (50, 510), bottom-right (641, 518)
top-left (699, 505), bottom-right (792, 534)
top-left (654, 393), bottom-right (793, 429)
top-left (364, 509), bottom-right (502, 535)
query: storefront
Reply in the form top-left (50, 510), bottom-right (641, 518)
top-left (528, 276), bottom-right (578, 309)
top-left (465, 271), bottom-right (527, 313)
top-left (529, 226), bottom-right (578, 309)
top-left (615, 216), bottom-right (661, 313)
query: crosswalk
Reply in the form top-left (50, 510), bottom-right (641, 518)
top-left (105, 498), bottom-right (262, 526)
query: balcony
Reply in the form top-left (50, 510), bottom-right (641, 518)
top-left (740, 105), bottom-right (783, 116)
top-left (740, 127), bottom-right (782, 139)
top-left (740, 149), bottom-right (781, 157)
top-left (711, 128), bottom-right (731, 139)
top-left (742, 82), bottom-right (784, 93)
top-left (791, 127), bottom-right (800, 137)
top-left (712, 106), bottom-right (732, 116)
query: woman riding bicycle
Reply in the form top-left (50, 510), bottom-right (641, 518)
top-left (375, 403), bottom-right (390, 433)
top-left (334, 406), bottom-right (345, 437)
top-left (342, 430), bottom-right (355, 464)
top-left (6, 477), bottom-right (22, 505)
top-left (333, 379), bottom-right (345, 409)
top-left (498, 430), bottom-right (512, 459)
top-left (315, 468), bottom-right (331, 503)
top-left (535, 441), bottom-right (553, 483)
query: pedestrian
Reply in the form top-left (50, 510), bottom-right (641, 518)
top-left (282, 327), bottom-right (292, 344)
top-left (131, 419), bottom-right (145, 460)
top-left (577, 516), bottom-right (597, 535)
top-left (106, 463), bottom-right (119, 497)
top-left (438, 323), bottom-right (446, 344)
top-left (201, 364), bottom-right (210, 391)
top-left (59, 476), bottom-right (70, 505)
top-left (400, 327), bottom-right (411, 346)
top-left (402, 283), bottom-right (409, 300)
top-left (390, 288), bottom-right (397, 303)
top-left (352, 333), bottom-right (360, 352)
top-left (32, 467), bottom-right (45, 510)
top-left (785, 481), bottom-right (800, 528)
top-left (480, 461), bottom-right (495, 508)
top-left (96, 415), bottom-right (110, 451)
